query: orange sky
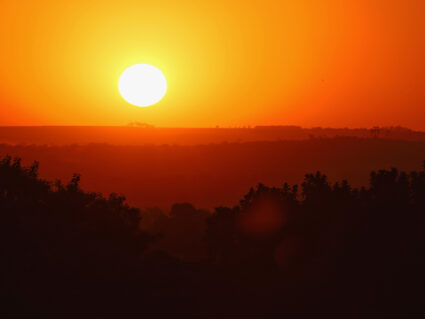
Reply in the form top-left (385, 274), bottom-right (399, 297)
top-left (0, 0), bottom-right (424, 129)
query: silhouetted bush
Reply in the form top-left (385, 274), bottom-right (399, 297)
top-left (0, 156), bottom-right (152, 317)
top-left (140, 203), bottom-right (209, 261)
top-left (1, 155), bottom-right (424, 318)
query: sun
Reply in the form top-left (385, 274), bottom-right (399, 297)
top-left (118, 64), bottom-right (167, 107)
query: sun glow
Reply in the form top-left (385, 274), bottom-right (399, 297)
top-left (118, 64), bottom-right (167, 107)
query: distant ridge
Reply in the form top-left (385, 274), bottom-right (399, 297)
top-left (0, 125), bottom-right (424, 146)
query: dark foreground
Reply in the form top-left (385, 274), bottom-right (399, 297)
top-left (1, 156), bottom-right (424, 318)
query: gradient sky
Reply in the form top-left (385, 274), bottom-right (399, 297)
top-left (0, 0), bottom-right (424, 129)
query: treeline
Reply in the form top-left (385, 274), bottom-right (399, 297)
top-left (1, 137), bottom-right (425, 209)
top-left (1, 156), bottom-right (424, 318)
top-left (1, 125), bottom-right (424, 146)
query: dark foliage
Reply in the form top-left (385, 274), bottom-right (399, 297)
top-left (0, 156), bottom-right (152, 317)
top-left (205, 164), bottom-right (425, 317)
top-left (1, 156), bottom-right (424, 318)
top-left (140, 203), bottom-right (209, 261)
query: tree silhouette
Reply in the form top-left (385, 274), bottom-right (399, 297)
top-left (1, 155), bottom-right (424, 318)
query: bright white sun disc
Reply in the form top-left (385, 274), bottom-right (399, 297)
top-left (118, 64), bottom-right (167, 107)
